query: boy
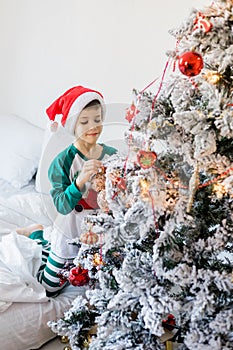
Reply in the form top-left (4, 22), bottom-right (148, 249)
top-left (17, 86), bottom-right (117, 296)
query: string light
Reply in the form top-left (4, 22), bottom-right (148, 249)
top-left (198, 166), bottom-right (233, 188)
top-left (140, 178), bottom-right (150, 200)
top-left (212, 183), bottom-right (228, 199)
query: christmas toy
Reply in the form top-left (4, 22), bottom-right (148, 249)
top-left (80, 230), bottom-right (99, 245)
top-left (137, 150), bottom-right (157, 169)
top-left (68, 266), bottom-right (90, 287)
top-left (193, 12), bottom-right (213, 33)
top-left (125, 102), bottom-right (139, 123)
top-left (91, 166), bottom-right (106, 192)
top-left (178, 51), bottom-right (204, 77)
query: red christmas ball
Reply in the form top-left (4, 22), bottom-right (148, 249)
top-left (68, 266), bottom-right (90, 286)
top-left (178, 51), bottom-right (203, 77)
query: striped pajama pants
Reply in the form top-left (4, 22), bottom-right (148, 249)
top-left (29, 230), bottom-right (74, 297)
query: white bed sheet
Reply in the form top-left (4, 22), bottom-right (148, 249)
top-left (0, 285), bottom-right (86, 350)
top-left (0, 178), bottom-right (37, 198)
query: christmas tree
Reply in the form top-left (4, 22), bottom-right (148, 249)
top-left (48, 0), bottom-right (233, 349)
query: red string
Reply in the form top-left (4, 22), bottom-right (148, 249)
top-left (139, 77), bottom-right (159, 94)
top-left (153, 165), bottom-right (188, 189)
top-left (111, 191), bottom-right (118, 200)
top-left (173, 39), bottom-right (180, 72)
top-left (150, 58), bottom-right (171, 119)
top-left (188, 77), bottom-right (199, 89)
top-left (198, 166), bottom-right (233, 188)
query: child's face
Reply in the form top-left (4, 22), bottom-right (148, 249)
top-left (74, 105), bottom-right (103, 144)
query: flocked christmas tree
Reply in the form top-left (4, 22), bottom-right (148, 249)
top-left (48, 0), bottom-right (233, 349)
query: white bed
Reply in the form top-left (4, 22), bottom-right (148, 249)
top-left (0, 112), bottom-right (128, 350)
top-left (0, 114), bottom-right (85, 350)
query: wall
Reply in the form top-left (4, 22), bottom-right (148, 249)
top-left (0, 0), bottom-right (210, 129)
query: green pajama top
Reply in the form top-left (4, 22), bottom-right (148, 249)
top-left (48, 143), bottom-right (117, 258)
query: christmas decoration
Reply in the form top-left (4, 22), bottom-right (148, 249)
top-left (115, 176), bottom-right (127, 190)
top-left (80, 230), bottom-right (99, 245)
top-left (46, 85), bottom-right (105, 135)
top-left (165, 185), bottom-right (179, 210)
top-left (193, 12), bottom-right (213, 33)
top-left (60, 335), bottom-right (69, 343)
top-left (178, 51), bottom-right (204, 77)
top-left (137, 150), bottom-right (157, 169)
top-left (110, 170), bottom-right (127, 190)
top-left (92, 252), bottom-right (104, 266)
top-left (203, 70), bottom-right (221, 84)
top-left (139, 178), bottom-right (150, 200)
top-left (57, 261), bottom-right (75, 286)
top-left (91, 167), bottom-right (106, 192)
top-left (165, 341), bottom-right (173, 350)
top-left (97, 190), bottom-right (109, 212)
top-left (148, 120), bottom-right (157, 130)
top-left (82, 324), bottom-right (98, 348)
top-left (125, 102), bottom-right (139, 123)
top-left (68, 266), bottom-right (90, 286)
top-left (162, 314), bottom-right (176, 332)
top-left (212, 182), bottom-right (228, 199)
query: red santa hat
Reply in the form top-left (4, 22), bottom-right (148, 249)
top-left (46, 86), bottom-right (105, 134)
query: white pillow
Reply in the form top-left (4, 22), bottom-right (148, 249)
top-left (0, 114), bottom-right (44, 189)
top-left (35, 127), bottom-right (74, 222)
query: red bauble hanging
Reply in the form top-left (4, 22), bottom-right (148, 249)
top-left (68, 266), bottom-right (90, 286)
top-left (178, 51), bottom-right (204, 77)
top-left (162, 313), bottom-right (176, 331)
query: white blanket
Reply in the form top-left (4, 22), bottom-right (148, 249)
top-left (0, 192), bottom-right (53, 312)
top-left (0, 231), bottom-right (48, 312)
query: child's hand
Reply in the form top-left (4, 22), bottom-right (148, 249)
top-left (75, 159), bottom-right (103, 191)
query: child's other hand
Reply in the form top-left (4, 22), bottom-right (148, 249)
top-left (76, 159), bottom-right (103, 191)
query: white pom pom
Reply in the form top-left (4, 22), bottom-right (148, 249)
top-left (50, 121), bottom-right (59, 132)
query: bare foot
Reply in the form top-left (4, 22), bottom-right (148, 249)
top-left (16, 224), bottom-right (44, 237)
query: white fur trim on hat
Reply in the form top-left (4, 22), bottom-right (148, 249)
top-left (65, 92), bottom-right (105, 134)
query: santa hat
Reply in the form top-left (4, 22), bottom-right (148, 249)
top-left (46, 86), bottom-right (105, 134)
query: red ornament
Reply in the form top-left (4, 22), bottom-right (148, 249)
top-left (116, 177), bottom-right (127, 190)
top-left (110, 170), bottom-right (127, 190)
top-left (162, 313), bottom-right (176, 331)
top-left (137, 150), bottom-right (157, 169)
top-left (80, 231), bottom-right (99, 245)
top-left (125, 103), bottom-right (139, 122)
top-left (193, 12), bottom-right (212, 33)
top-left (68, 266), bottom-right (90, 286)
top-left (178, 52), bottom-right (204, 77)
